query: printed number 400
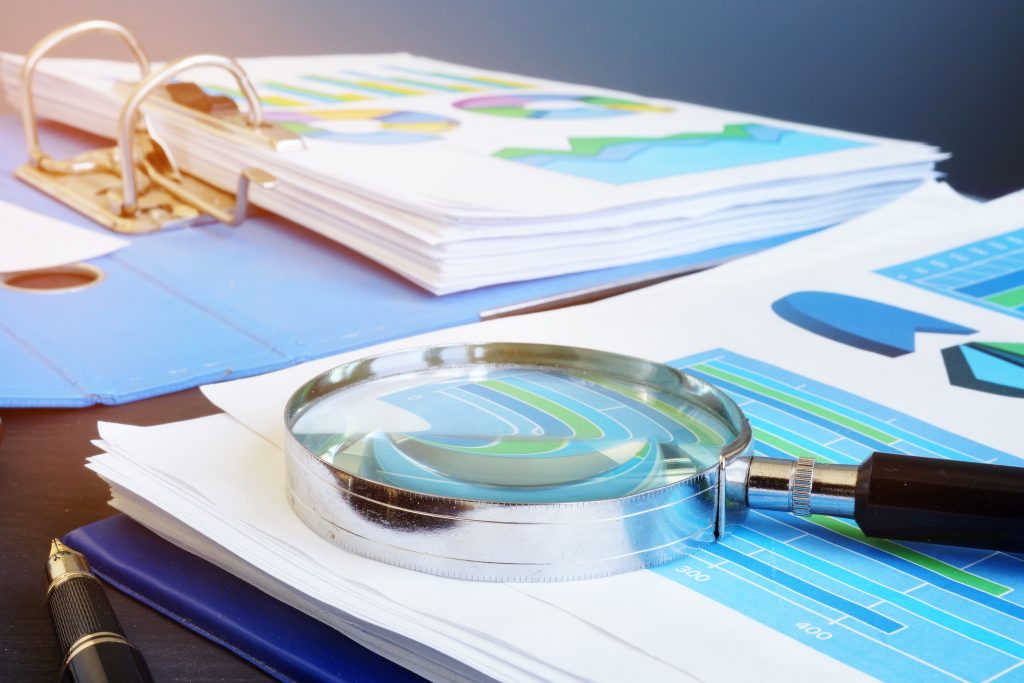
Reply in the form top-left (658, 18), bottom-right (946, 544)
top-left (796, 623), bottom-right (833, 640)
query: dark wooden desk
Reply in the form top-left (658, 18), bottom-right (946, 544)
top-left (0, 389), bottom-right (273, 682)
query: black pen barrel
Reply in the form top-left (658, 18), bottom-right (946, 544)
top-left (46, 574), bottom-right (125, 657)
top-left (45, 541), bottom-right (154, 683)
top-left (62, 639), bottom-right (153, 683)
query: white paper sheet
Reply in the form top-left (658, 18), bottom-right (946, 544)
top-left (0, 199), bottom-right (127, 272)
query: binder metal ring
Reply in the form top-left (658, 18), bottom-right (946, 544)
top-left (115, 54), bottom-right (275, 224)
top-left (20, 20), bottom-right (150, 175)
top-left (15, 20), bottom-right (294, 233)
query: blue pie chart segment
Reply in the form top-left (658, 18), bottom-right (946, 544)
top-left (772, 291), bottom-right (975, 357)
top-left (942, 343), bottom-right (1024, 398)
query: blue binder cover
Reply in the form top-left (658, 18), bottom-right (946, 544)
top-left (0, 116), bottom-right (806, 407)
top-left (64, 514), bottom-right (424, 683)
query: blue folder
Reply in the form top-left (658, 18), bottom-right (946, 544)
top-left (65, 514), bottom-right (427, 682)
top-left (0, 116), bottom-right (807, 407)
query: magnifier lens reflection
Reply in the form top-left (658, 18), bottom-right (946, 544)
top-left (291, 364), bottom-right (736, 504)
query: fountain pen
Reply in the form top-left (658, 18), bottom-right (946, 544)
top-left (45, 539), bottom-right (154, 683)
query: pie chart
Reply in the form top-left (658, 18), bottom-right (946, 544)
top-left (942, 342), bottom-right (1024, 398)
top-left (455, 93), bottom-right (672, 119)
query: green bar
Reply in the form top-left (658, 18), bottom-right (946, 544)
top-left (473, 106), bottom-right (533, 118)
top-left (693, 364), bottom-right (898, 445)
top-left (481, 380), bottom-right (602, 439)
top-left (752, 428), bottom-right (834, 463)
top-left (811, 515), bottom-right (1012, 597)
top-left (978, 342), bottom-right (1024, 357)
top-left (985, 284), bottom-right (1024, 309)
top-left (388, 76), bottom-right (468, 92)
top-left (263, 81), bottom-right (356, 102)
top-left (587, 377), bottom-right (726, 446)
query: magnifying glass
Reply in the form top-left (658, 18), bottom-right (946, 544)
top-left (284, 343), bottom-right (1024, 582)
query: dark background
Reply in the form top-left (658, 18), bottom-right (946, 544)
top-left (1, 0), bottom-right (1022, 197)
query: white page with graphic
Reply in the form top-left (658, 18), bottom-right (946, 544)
top-left (193, 183), bottom-right (1023, 682)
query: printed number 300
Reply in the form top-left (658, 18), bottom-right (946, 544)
top-left (675, 566), bottom-right (711, 582)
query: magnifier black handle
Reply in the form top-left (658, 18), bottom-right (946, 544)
top-left (855, 452), bottom-right (1024, 552)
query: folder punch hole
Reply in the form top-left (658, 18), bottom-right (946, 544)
top-left (14, 20), bottom-right (298, 234)
top-left (0, 263), bottom-right (105, 293)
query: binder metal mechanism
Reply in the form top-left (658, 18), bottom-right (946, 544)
top-left (14, 20), bottom-right (305, 234)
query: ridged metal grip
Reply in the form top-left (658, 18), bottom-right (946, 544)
top-left (743, 456), bottom-right (857, 518)
top-left (791, 457), bottom-right (815, 516)
top-left (46, 576), bottom-right (125, 654)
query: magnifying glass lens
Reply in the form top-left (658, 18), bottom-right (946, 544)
top-left (291, 364), bottom-right (735, 504)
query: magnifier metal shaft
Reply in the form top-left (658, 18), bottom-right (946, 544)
top-left (744, 457), bottom-right (857, 517)
top-left (737, 452), bottom-right (1024, 552)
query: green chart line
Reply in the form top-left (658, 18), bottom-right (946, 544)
top-left (693, 363), bottom-right (899, 445)
top-left (752, 427), bottom-right (834, 463)
top-left (986, 285), bottom-right (1024, 309)
top-left (811, 515), bottom-right (1012, 598)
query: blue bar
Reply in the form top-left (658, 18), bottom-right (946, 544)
top-left (956, 268), bottom-right (1024, 297)
top-left (751, 440), bottom-right (799, 462)
top-left (303, 75), bottom-right (404, 97)
top-left (393, 67), bottom-right (521, 89)
top-left (687, 368), bottom-right (895, 454)
top-left (808, 520), bottom-right (1024, 621)
top-left (261, 83), bottom-right (342, 104)
top-left (738, 528), bottom-right (1024, 658)
top-left (678, 349), bottom-right (1018, 464)
top-left (458, 383), bottom-right (568, 435)
top-left (696, 359), bottom-right (988, 462)
top-left (746, 412), bottom-right (860, 464)
top-left (345, 70), bottom-right (466, 93)
top-left (739, 400), bottom-right (842, 444)
top-left (705, 544), bottom-right (906, 633)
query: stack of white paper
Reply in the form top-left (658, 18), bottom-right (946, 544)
top-left (88, 183), bottom-right (1024, 681)
top-left (2, 54), bottom-right (943, 293)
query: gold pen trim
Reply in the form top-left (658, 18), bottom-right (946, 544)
top-left (44, 571), bottom-right (100, 603)
top-left (61, 632), bottom-right (135, 674)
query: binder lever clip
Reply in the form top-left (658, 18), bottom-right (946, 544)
top-left (15, 21), bottom-right (297, 233)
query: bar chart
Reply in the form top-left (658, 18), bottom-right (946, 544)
top-left (653, 349), bottom-right (1024, 683)
top-left (877, 228), bottom-right (1024, 320)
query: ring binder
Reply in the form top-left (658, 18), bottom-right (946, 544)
top-left (13, 21), bottom-right (298, 234)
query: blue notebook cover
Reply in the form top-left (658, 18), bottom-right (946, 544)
top-left (64, 515), bottom-right (425, 683)
top-left (0, 116), bottom-right (807, 408)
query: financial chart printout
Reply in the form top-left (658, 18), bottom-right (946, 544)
top-left (877, 228), bottom-right (1024, 320)
top-left (652, 349), bottom-right (1024, 683)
